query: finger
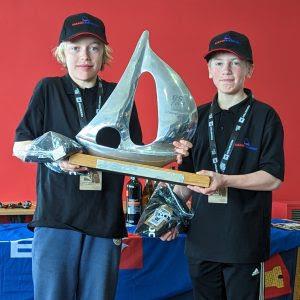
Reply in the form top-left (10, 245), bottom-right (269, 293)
top-left (68, 165), bottom-right (82, 172)
top-left (187, 185), bottom-right (201, 191)
top-left (172, 140), bottom-right (189, 150)
top-left (175, 147), bottom-right (189, 154)
top-left (61, 161), bottom-right (80, 169)
top-left (59, 160), bottom-right (69, 168)
top-left (174, 140), bottom-right (193, 149)
top-left (60, 162), bottom-right (87, 172)
top-left (173, 144), bottom-right (189, 155)
top-left (59, 161), bottom-right (72, 171)
top-left (173, 144), bottom-right (189, 156)
top-left (167, 229), bottom-right (178, 241)
top-left (203, 189), bottom-right (217, 195)
top-left (188, 185), bottom-right (217, 195)
top-left (160, 231), bottom-right (172, 241)
top-left (187, 185), bottom-right (207, 194)
top-left (69, 163), bottom-right (82, 169)
top-left (67, 162), bottom-right (87, 171)
top-left (166, 233), bottom-right (175, 241)
top-left (180, 140), bottom-right (193, 149)
top-left (75, 167), bottom-right (89, 172)
top-left (196, 170), bottom-right (213, 176)
top-left (176, 154), bottom-right (183, 165)
top-left (158, 182), bottom-right (167, 187)
top-left (171, 229), bottom-right (179, 239)
top-left (175, 150), bottom-right (189, 159)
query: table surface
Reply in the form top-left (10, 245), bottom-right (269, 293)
top-left (0, 205), bottom-right (36, 216)
top-left (1, 222), bottom-right (299, 300)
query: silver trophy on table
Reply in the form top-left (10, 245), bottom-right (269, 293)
top-left (70, 31), bottom-right (210, 187)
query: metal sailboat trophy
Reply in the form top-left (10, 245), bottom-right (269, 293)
top-left (69, 31), bottom-right (210, 187)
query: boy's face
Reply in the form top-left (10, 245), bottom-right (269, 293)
top-left (64, 36), bottom-right (104, 87)
top-left (208, 52), bottom-right (253, 95)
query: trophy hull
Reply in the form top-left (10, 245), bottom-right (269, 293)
top-left (77, 137), bottom-right (177, 167)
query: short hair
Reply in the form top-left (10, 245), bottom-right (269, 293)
top-left (53, 41), bottom-right (113, 71)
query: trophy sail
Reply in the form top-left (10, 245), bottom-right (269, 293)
top-left (76, 31), bottom-right (198, 167)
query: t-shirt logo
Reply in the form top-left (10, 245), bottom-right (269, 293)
top-left (235, 138), bottom-right (258, 152)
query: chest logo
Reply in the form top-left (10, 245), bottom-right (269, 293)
top-left (235, 138), bottom-right (258, 152)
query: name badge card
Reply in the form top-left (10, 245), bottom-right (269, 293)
top-left (208, 187), bottom-right (228, 204)
top-left (79, 170), bottom-right (102, 191)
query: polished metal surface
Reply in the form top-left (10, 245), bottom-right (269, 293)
top-left (96, 160), bottom-right (185, 183)
top-left (76, 31), bottom-right (198, 167)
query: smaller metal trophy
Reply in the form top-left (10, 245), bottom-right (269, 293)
top-left (69, 31), bottom-right (210, 188)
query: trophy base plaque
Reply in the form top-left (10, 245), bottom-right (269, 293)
top-left (69, 153), bottom-right (210, 188)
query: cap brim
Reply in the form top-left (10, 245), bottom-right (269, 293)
top-left (68, 32), bottom-right (108, 44)
top-left (204, 48), bottom-right (251, 63)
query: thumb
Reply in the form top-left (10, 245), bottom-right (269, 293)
top-left (197, 170), bottom-right (211, 176)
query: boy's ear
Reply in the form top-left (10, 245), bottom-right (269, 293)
top-left (208, 64), bottom-right (213, 79)
top-left (247, 64), bottom-right (254, 78)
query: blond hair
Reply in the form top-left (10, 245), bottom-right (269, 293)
top-left (53, 42), bottom-right (113, 71)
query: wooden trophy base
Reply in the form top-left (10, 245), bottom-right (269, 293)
top-left (69, 153), bottom-right (210, 187)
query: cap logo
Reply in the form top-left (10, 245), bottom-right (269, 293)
top-left (215, 34), bottom-right (240, 45)
top-left (72, 16), bottom-right (100, 28)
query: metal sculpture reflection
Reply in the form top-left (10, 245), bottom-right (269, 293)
top-left (76, 31), bottom-right (197, 167)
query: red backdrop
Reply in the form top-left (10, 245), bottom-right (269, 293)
top-left (0, 0), bottom-right (299, 204)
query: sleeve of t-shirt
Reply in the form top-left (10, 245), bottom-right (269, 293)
top-left (15, 80), bottom-right (45, 142)
top-left (259, 109), bottom-right (285, 181)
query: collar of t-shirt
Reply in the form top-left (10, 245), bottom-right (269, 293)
top-left (64, 74), bottom-right (100, 125)
top-left (63, 74), bottom-right (99, 96)
top-left (211, 88), bottom-right (253, 116)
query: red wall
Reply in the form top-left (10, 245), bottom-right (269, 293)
top-left (0, 0), bottom-right (299, 204)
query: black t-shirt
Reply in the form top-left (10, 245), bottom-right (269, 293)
top-left (179, 89), bottom-right (284, 263)
top-left (15, 75), bottom-right (142, 238)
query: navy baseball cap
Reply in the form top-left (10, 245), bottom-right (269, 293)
top-left (59, 13), bottom-right (108, 44)
top-left (204, 31), bottom-right (253, 63)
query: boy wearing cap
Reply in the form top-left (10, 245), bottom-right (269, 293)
top-left (163, 31), bottom-right (284, 299)
top-left (13, 12), bottom-right (189, 300)
top-left (13, 13), bottom-right (141, 300)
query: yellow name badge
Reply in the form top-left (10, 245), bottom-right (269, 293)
top-left (79, 170), bottom-right (102, 191)
top-left (208, 187), bottom-right (228, 204)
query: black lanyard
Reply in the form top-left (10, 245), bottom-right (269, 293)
top-left (208, 95), bottom-right (253, 173)
top-left (72, 78), bottom-right (103, 129)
